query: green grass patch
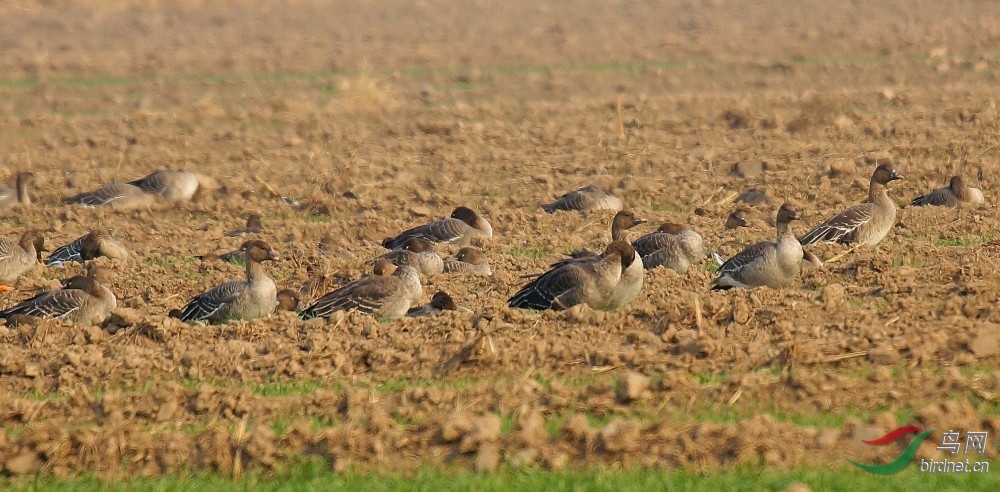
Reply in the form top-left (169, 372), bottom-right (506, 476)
top-left (6, 457), bottom-right (998, 491)
top-left (510, 247), bottom-right (551, 260)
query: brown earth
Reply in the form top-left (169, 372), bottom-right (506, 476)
top-left (1, 0), bottom-right (999, 481)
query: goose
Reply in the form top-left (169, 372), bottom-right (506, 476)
top-left (443, 247), bottom-right (492, 276)
top-left (0, 230), bottom-right (45, 291)
top-left (0, 265), bottom-right (116, 325)
top-left (377, 237), bottom-right (444, 277)
top-left (725, 210), bottom-right (750, 229)
top-left (225, 213), bottom-right (264, 237)
top-left (300, 258), bottom-right (422, 321)
top-left (172, 240), bottom-right (279, 323)
top-left (382, 206), bottom-right (492, 249)
top-left (0, 172), bottom-right (34, 211)
top-left (46, 231), bottom-right (129, 266)
top-left (541, 186), bottom-right (623, 213)
top-left (128, 170), bottom-right (201, 202)
top-left (799, 163), bottom-right (903, 246)
top-left (508, 240), bottom-right (637, 311)
top-left (711, 203), bottom-right (804, 290)
top-left (65, 182), bottom-right (155, 210)
top-left (407, 291), bottom-right (473, 317)
top-left (635, 223), bottom-right (706, 273)
top-left (911, 175), bottom-right (984, 207)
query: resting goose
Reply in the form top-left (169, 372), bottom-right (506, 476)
top-left (508, 240), bottom-right (637, 311)
top-left (0, 230), bottom-right (45, 291)
top-left (377, 237), bottom-right (444, 277)
top-left (65, 182), bottom-right (155, 210)
top-left (300, 258), bottom-right (422, 321)
top-left (911, 175), bottom-right (984, 207)
top-left (407, 291), bottom-right (473, 317)
top-left (725, 210), bottom-right (750, 229)
top-left (0, 265), bottom-right (116, 325)
top-left (711, 203), bottom-right (804, 290)
top-left (382, 206), bottom-right (492, 249)
top-left (634, 223), bottom-right (706, 273)
top-left (172, 240), bottom-right (279, 323)
top-left (541, 186), bottom-right (623, 213)
top-left (443, 247), bottom-right (492, 276)
top-left (0, 172), bottom-right (34, 211)
top-left (799, 163), bottom-right (903, 246)
top-left (46, 231), bottom-right (129, 266)
top-left (128, 170), bottom-right (201, 202)
top-left (225, 214), bottom-right (264, 237)
top-left (276, 289), bottom-right (301, 312)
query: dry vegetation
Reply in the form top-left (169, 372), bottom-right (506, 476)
top-left (0, 0), bottom-right (999, 481)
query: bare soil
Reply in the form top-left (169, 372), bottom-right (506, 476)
top-left (0, 0), bottom-right (999, 479)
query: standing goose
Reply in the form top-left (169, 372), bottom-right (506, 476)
top-left (128, 170), bottom-right (201, 202)
top-left (799, 164), bottom-right (903, 246)
top-left (0, 265), bottom-right (117, 325)
top-left (443, 247), bottom-right (492, 276)
top-left (65, 182), bottom-right (155, 210)
top-left (541, 186), bottom-right (623, 213)
top-left (911, 175), bottom-right (984, 207)
top-left (507, 240), bottom-right (636, 311)
top-left (634, 223), bottom-right (706, 273)
top-left (172, 240), bottom-right (279, 323)
top-left (0, 172), bottom-right (34, 211)
top-left (0, 230), bottom-right (45, 291)
top-left (377, 237), bottom-right (444, 277)
top-left (46, 231), bottom-right (129, 266)
top-left (300, 258), bottom-right (422, 321)
top-left (382, 206), bottom-right (492, 249)
top-left (711, 204), bottom-right (804, 290)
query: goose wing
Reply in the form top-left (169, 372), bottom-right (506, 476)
top-left (46, 235), bottom-right (86, 265)
top-left (0, 288), bottom-right (88, 319)
top-left (508, 259), bottom-right (596, 310)
top-left (382, 219), bottom-right (466, 249)
top-left (176, 280), bottom-right (246, 322)
top-left (798, 203), bottom-right (875, 245)
top-left (65, 183), bottom-right (136, 207)
top-left (301, 276), bottom-right (399, 319)
top-left (911, 188), bottom-right (956, 207)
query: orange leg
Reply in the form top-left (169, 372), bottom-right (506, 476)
top-left (0, 285), bottom-right (13, 292)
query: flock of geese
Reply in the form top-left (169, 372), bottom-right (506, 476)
top-left (0, 164), bottom-right (985, 326)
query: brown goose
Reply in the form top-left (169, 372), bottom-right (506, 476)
top-left (0, 230), bottom-right (45, 291)
top-left (407, 291), bottom-right (473, 317)
top-left (65, 182), bottom-right (155, 210)
top-left (725, 210), bottom-right (750, 229)
top-left (0, 172), bottom-right (34, 211)
top-left (443, 247), bottom-right (492, 276)
top-left (225, 214), bottom-right (264, 237)
top-left (276, 289), bottom-right (301, 312)
top-left (46, 231), bottom-right (129, 266)
top-left (0, 265), bottom-right (116, 325)
top-left (382, 206), bottom-right (492, 249)
top-left (128, 170), bottom-right (201, 202)
top-left (508, 240), bottom-right (637, 311)
top-left (911, 175), bottom-right (984, 207)
top-left (377, 237), bottom-right (444, 277)
top-left (172, 241), bottom-right (279, 323)
top-left (541, 186), bottom-right (623, 213)
top-left (711, 204), bottom-right (804, 290)
top-left (300, 258), bottom-right (422, 321)
top-left (799, 164), bottom-right (903, 246)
